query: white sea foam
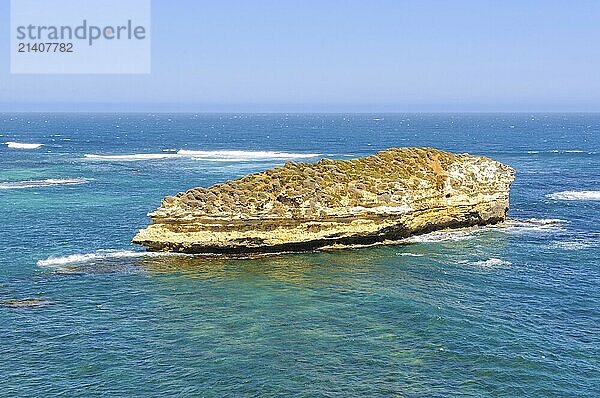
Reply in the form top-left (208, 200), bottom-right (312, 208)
top-left (498, 218), bottom-right (568, 234)
top-left (526, 149), bottom-right (593, 155)
top-left (36, 250), bottom-right (176, 268)
top-left (0, 178), bottom-right (88, 190)
top-left (84, 153), bottom-right (180, 161)
top-left (546, 191), bottom-right (600, 201)
top-left (468, 258), bottom-right (512, 268)
top-left (83, 150), bottom-right (321, 162)
top-left (549, 241), bottom-right (596, 251)
top-left (396, 252), bottom-right (424, 257)
top-left (512, 218), bottom-right (567, 225)
top-left (401, 230), bottom-right (476, 243)
top-left (177, 150), bottom-right (321, 161)
top-left (5, 142), bottom-right (44, 149)
top-left (401, 218), bottom-right (566, 245)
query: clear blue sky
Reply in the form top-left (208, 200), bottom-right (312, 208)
top-left (1, 0), bottom-right (599, 112)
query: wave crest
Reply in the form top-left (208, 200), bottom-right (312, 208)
top-left (177, 150), bottom-right (321, 161)
top-left (36, 250), bottom-right (175, 268)
top-left (546, 191), bottom-right (600, 201)
top-left (468, 258), bottom-right (512, 267)
top-left (401, 218), bottom-right (567, 245)
top-left (84, 150), bottom-right (321, 162)
top-left (401, 230), bottom-right (476, 243)
top-left (498, 218), bottom-right (568, 234)
top-left (549, 240), bottom-right (597, 251)
top-left (84, 153), bottom-right (179, 160)
top-left (0, 178), bottom-right (88, 190)
top-left (5, 142), bottom-right (44, 149)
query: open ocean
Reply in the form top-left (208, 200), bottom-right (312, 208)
top-left (0, 113), bottom-right (598, 397)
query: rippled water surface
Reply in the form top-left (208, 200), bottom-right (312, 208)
top-left (1, 114), bottom-right (598, 397)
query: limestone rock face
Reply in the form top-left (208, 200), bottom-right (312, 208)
top-left (133, 148), bottom-right (515, 254)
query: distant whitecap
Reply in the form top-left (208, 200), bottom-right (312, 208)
top-left (468, 258), bottom-right (512, 267)
top-left (84, 153), bottom-right (179, 161)
top-left (37, 250), bottom-right (149, 267)
top-left (549, 241), bottom-right (596, 251)
top-left (499, 218), bottom-right (568, 234)
top-left (177, 150), bottom-right (321, 161)
top-left (83, 150), bottom-right (321, 162)
top-left (546, 191), bottom-right (600, 201)
top-left (5, 141), bottom-right (44, 149)
top-left (0, 178), bottom-right (88, 190)
top-left (37, 250), bottom-right (186, 270)
top-left (526, 149), bottom-right (594, 155)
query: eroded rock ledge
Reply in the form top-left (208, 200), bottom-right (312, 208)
top-left (133, 148), bottom-right (515, 254)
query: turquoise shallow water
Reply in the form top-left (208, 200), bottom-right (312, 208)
top-left (0, 113), bottom-right (599, 397)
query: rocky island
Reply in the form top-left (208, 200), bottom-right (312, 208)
top-left (133, 148), bottom-right (515, 254)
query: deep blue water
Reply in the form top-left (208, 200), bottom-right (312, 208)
top-left (0, 113), bottom-right (598, 397)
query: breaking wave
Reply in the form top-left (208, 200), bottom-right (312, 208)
top-left (401, 230), bottom-right (477, 243)
top-left (37, 250), bottom-right (178, 268)
top-left (548, 240), bottom-right (597, 251)
top-left (526, 149), bottom-right (594, 155)
top-left (84, 153), bottom-right (179, 161)
top-left (468, 258), bottom-right (512, 268)
top-left (401, 218), bottom-right (567, 245)
top-left (84, 150), bottom-right (321, 162)
top-left (497, 218), bottom-right (568, 234)
top-left (0, 178), bottom-right (88, 190)
top-left (546, 191), bottom-right (600, 201)
top-left (177, 150), bottom-right (321, 161)
top-left (5, 142), bottom-right (44, 149)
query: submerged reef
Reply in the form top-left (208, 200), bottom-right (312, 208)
top-left (0, 298), bottom-right (51, 308)
top-left (133, 148), bottom-right (515, 254)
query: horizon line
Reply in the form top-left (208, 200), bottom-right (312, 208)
top-left (1, 110), bottom-right (600, 114)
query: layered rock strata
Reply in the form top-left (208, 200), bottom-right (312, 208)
top-left (133, 148), bottom-right (515, 254)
